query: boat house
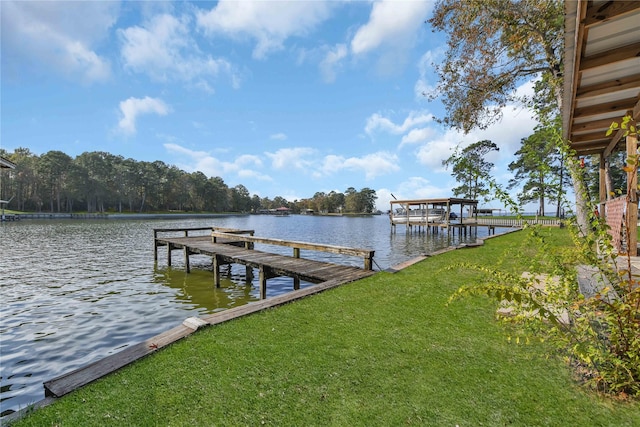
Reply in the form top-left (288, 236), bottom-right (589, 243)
top-left (389, 197), bottom-right (478, 233)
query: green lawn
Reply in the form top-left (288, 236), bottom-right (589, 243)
top-left (11, 228), bottom-right (640, 426)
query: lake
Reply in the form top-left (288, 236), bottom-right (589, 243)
top-left (0, 214), bottom-right (490, 416)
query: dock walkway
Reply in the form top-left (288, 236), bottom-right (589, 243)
top-left (154, 227), bottom-right (376, 299)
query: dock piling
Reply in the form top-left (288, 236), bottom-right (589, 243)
top-left (154, 227), bottom-right (375, 300)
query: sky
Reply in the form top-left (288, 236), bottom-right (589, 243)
top-left (1, 0), bottom-right (542, 212)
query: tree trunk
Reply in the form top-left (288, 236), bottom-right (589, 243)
top-left (556, 154), bottom-right (565, 217)
top-left (139, 191), bottom-right (146, 213)
top-left (568, 158), bottom-right (590, 236)
top-left (556, 86), bottom-right (589, 232)
top-left (604, 157), bottom-right (614, 201)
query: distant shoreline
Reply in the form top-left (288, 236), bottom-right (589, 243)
top-left (4, 212), bottom-right (249, 220)
top-left (4, 212), bottom-right (386, 220)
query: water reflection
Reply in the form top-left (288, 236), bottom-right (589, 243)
top-left (153, 266), bottom-right (258, 313)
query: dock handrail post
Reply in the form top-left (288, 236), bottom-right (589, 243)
top-left (364, 252), bottom-right (374, 271)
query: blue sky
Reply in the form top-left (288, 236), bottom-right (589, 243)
top-left (1, 0), bottom-right (540, 211)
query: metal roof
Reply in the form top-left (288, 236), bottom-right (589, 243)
top-left (389, 198), bottom-right (478, 206)
top-left (0, 156), bottom-right (16, 169)
top-left (563, 1), bottom-right (640, 156)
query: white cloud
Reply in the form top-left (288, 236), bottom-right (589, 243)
top-left (416, 136), bottom-right (460, 171)
top-left (164, 143), bottom-right (272, 181)
top-left (196, 1), bottom-right (333, 59)
top-left (350, 0), bottom-right (432, 73)
top-left (398, 176), bottom-right (448, 199)
top-left (414, 49), bottom-right (443, 100)
top-left (117, 97), bottom-right (170, 136)
top-left (375, 176), bottom-right (448, 211)
top-left (319, 43), bottom-right (348, 83)
top-left (365, 111), bottom-right (434, 136)
top-left (237, 169), bottom-right (272, 181)
top-left (266, 147), bottom-right (317, 170)
top-left (270, 133), bottom-right (288, 141)
top-left (400, 128), bottom-right (435, 147)
top-left (264, 147), bottom-right (399, 181)
top-left (1, 1), bottom-right (116, 82)
top-left (415, 96), bottom-right (538, 173)
top-left (365, 110), bottom-right (438, 152)
top-left (119, 13), bottom-right (237, 91)
top-left (318, 152), bottom-right (400, 180)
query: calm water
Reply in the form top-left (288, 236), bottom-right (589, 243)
top-left (0, 215), bottom-right (489, 416)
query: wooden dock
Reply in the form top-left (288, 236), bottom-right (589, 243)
top-left (154, 227), bottom-right (376, 299)
top-left (35, 227), bottom-right (377, 405)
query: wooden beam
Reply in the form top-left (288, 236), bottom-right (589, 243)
top-left (603, 99), bottom-right (640, 157)
top-left (211, 231), bottom-right (375, 260)
top-left (579, 42), bottom-right (640, 71)
top-left (603, 128), bottom-right (626, 158)
top-left (573, 97), bottom-right (639, 118)
top-left (44, 323), bottom-right (197, 397)
top-left (626, 130), bottom-right (638, 256)
top-left (584, 1), bottom-right (640, 27)
top-left (575, 74), bottom-right (640, 99)
top-left (564, 0), bottom-right (587, 142)
top-left (571, 117), bottom-right (624, 134)
top-left (599, 154), bottom-right (606, 214)
top-left (569, 131), bottom-right (610, 144)
top-left (634, 98), bottom-right (640, 120)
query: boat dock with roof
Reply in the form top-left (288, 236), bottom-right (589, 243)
top-left (389, 198), bottom-right (480, 235)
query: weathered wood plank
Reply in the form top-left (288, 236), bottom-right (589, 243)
top-left (44, 324), bottom-right (195, 398)
top-left (42, 268), bottom-right (373, 403)
top-left (211, 231), bottom-right (375, 261)
top-left (156, 232), bottom-right (376, 293)
top-left (200, 277), bottom-right (362, 326)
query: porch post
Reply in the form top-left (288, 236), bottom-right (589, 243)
top-left (626, 130), bottom-right (638, 256)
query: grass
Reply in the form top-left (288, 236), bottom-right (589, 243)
top-left (11, 228), bottom-right (640, 426)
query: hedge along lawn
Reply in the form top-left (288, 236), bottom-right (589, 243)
top-left (12, 229), bottom-right (640, 426)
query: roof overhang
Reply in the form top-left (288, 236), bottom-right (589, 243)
top-left (563, 1), bottom-right (640, 157)
top-left (0, 156), bottom-right (16, 169)
top-left (389, 198), bottom-right (478, 206)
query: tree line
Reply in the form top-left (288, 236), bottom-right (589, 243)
top-left (0, 148), bottom-right (377, 215)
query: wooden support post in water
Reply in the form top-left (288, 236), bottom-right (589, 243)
top-left (259, 265), bottom-right (269, 299)
top-left (213, 255), bottom-right (221, 288)
top-left (245, 239), bottom-right (254, 282)
top-left (153, 230), bottom-right (158, 261)
top-left (167, 243), bottom-right (172, 266)
top-left (293, 247), bottom-right (301, 290)
top-left (184, 247), bottom-right (190, 273)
